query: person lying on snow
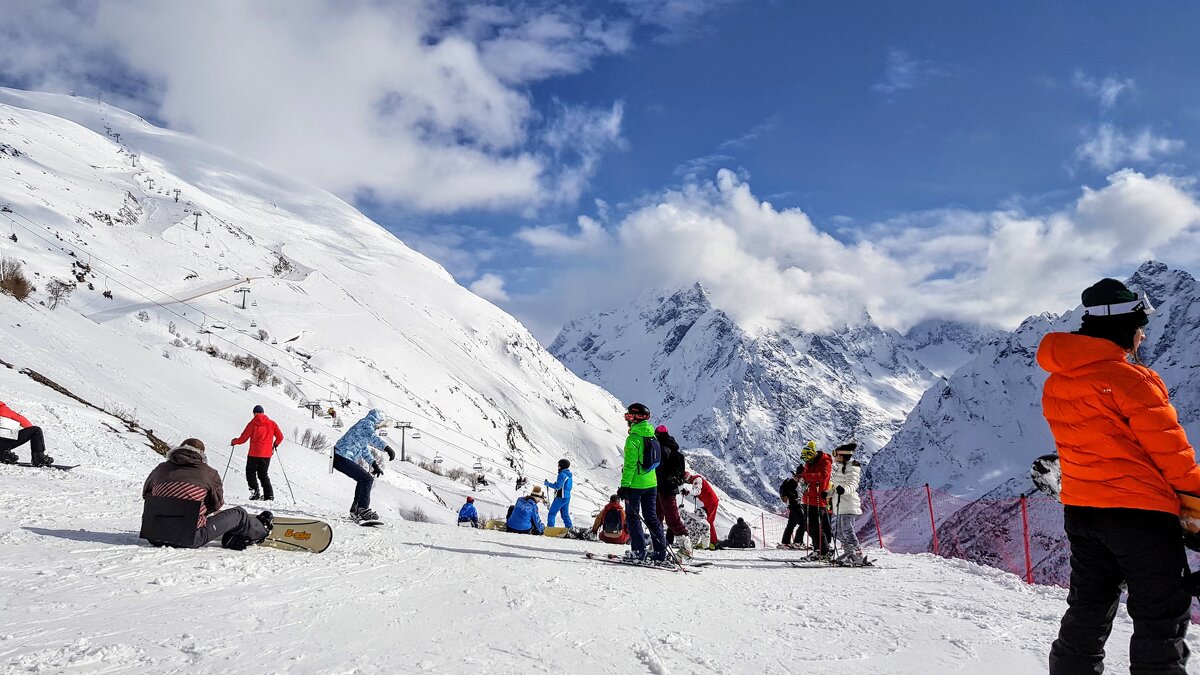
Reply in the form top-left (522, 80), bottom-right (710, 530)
top-left (716, 517), bottom-right (756, 549)
top-left (140, 438), bottom-right (272, 550)
top-left (506, 485), bottom-right (546, 534)
top-left (0, 400), bottom-right (53, 467)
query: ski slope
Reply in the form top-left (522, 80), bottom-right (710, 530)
top-left (1, 450), bottom-right (1179, 674)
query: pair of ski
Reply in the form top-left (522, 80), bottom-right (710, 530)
top-left (585, 551), bottom-right (711, 574)
top-left (760, 555), bottom-right (877, 568)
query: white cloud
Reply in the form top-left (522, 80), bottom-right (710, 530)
top-left (871, 49), bottom-right (944, 97)
top-left (1076, 124), bottom-right (1185, 171)
top-left (0, 1), bottom-right (637, 214)
top-left (516, 215), bottom-right (612, 254)
top-left (469, 273), bottom-right (511, 302)
top-left (1073, 70), bottom-right (1135, 110)
top-left (517, 169), bottom-right (1200, 339)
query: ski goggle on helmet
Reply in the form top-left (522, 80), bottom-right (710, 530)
top-left (1083, 292), bottom-right (1155, 317)
top-left (624, 403), bottom-right (651, 423)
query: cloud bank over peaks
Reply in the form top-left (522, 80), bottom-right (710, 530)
top-left (0, 1), bottom-right (641, 214)
top-left (521, 169), bottom-right (1200, 339)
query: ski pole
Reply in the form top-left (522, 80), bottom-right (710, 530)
top-left (222, 443), bottom-right (234, 483)
top-left (832, 492), bottom-right (842, 563)
top-left (275, 446), bottom-right (297, 505)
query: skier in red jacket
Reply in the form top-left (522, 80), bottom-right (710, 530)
top-left (230, 405), bottom-right (284, 501)
top-left (683, 471), bottom-right (721, 548)
top-left (799, 441), bottom-right (833, 558)
top-left (0, 401), bottom-right (52, 467)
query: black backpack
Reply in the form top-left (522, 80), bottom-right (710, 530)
top-left (602, 506), bottom-right (623, 535)
top-left (639, 436), bottom-right (662, 474)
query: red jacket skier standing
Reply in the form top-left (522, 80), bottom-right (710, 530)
top-left (230, 405), bottom-right (284, 501)
top-left (799, 441), bottom-right (833, 557)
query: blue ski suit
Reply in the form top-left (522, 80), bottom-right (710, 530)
top-left (545, 468), bottom-right (573, 528)
top-left (458, 502), bottom-right (479, 527)
top-left (506, 496), bottom-right (544, 534)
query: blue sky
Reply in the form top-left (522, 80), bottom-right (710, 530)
top-left (3, 1), bottom-right (1200, 339)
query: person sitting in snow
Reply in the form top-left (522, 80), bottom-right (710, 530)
top-left (458, 496), bottom-right (480, 528)
top-left (591, 494), bottom-right (629, 545)
top-left (717, 517), bottom-right (757, 549)
top-left (230, 404), bottom-right (284, 501)
top-left (544, 459), bottom-right (574, 528)
top-left (505, 486), bottom-right (546, 535)
top-left (332, 409), bottom-right (396, 522)
top-left (0, 400), bottom-right (53, 467)
top-left (140, 438), bottom-right (272, 550)
top-left (682, 470), bottom-right (720, 549)
top-left (828, 442), bottom-right (865, 565)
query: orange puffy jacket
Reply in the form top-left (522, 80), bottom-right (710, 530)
top-left (1038, 332), bottom-right (1200, 515)
top-left (231, 414), bottom-right (284, 459)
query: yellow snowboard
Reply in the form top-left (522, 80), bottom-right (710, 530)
top-left (542, 526), bottom-right (568, 538)
top-left (484, 519), bottom-right (507, 531)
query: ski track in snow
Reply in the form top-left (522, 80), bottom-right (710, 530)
top-left (3, 460), bottom-right (1191, 674)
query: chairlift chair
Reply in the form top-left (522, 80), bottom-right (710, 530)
top-left (473, 458), bottom-right (484, 472)
top-left (252, 301), bottom-right (258, 307)
top-left (411, 431), bottom-right (421, 440)
top-left (250, 321), bottom-right (258, 327)
top-left (434, 452), bottom-right (444, 465)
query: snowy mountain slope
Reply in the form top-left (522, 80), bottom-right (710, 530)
top-left (0, 85), bottom-right (657, 523)
top-left (550, 284), bottom-right (993, 504)
top-left (866, 260), bottom-right (1200, 500)
top-left (1, 422), bottom-right (1182, 674)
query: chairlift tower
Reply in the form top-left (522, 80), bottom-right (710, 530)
top-left (395, 421), bottom-right (413, 462)
top-left (235, 286), bottom-right (251, 310)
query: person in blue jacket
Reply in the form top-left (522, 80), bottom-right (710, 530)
top-left (458, 496), bottom-right (480, 527)
top-left (333, 409), bottom-right (395, 522)
top-left (506, 486), bottom-right (546, 534)
top-left (544, 459), bottom-right (574, 528)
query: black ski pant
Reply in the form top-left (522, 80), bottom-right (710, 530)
top-left (804, 504), bottom-right (832, 555)
top-left (782, 504), bottom-right (806, 546)
top-left (162, 507), bottom-right (267, 549)
top-left (0, 426), bottom-right (47, 462)
top-left (332, 454), bottom-right (373, 512)
top-left (1049, 506), bottom-right (1192, 675)
top-left (246, 456), bottom-right (273, 498)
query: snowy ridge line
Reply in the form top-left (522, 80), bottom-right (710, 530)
top-left (2, 206), bottom-right (590, 481)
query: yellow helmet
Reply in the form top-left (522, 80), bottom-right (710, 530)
top-left (800, 441), bottom-right (818, 462)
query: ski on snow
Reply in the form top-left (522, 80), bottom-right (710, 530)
top-left (585, 552), bottom-right (702, 574)
top-left (758, 556), bottom-right (878, 568)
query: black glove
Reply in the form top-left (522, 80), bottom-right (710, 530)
top-left (617, 487), bottom-right (631, 500)
top-left (384, 446), bottom-right (396, 461)
top-left (835, 486), bottom-right (845, 495)
top-left (370, 463), bottom-right (384, 477)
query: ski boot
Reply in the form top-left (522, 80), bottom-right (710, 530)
top-left (248, 489), bottom-right (262, 501)
top-left (352, 507), bottom-right (380, 522)
top-left (262, 493), bottom-right (274, 502)
top-left (621, 550), bottom-right (647, 564)
top-left (0, 449), bottom-right (17, 464)
top-left (31, 454), bottom-right (54, 467)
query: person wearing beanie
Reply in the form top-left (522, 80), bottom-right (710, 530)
top-left (0, 400), bottom-right (53, 467)
top-left (652, 424), bottom-right (690, 554)
top-left (505, 486), bottom-right (546, 535)
top-left (1039, 277), bottom-right (1200, 674)
top-left (230, 405), bottom-right (284, 501)
top-left (716, 517), bottom-right (756, 549)
top-left (544, 458), bottom-right (574, 529)
top-left (828, 443), bottom-right (865, 565)
top-left (140, 438), bottom-right (272, 550)
top-left (457, 495), bottom-right (480, 528)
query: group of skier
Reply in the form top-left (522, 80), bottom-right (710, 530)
top-left (777, 440), bottom-right (866, 566)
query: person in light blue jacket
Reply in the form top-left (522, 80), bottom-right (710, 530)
top-left (506, 486), bottom-right (546, 534)
top-left (458, 496), bottom-right (479, 527)
top-left (544, 459), bottom-right (574, 528)
top-left (333, 409), bottom-right (395, 522)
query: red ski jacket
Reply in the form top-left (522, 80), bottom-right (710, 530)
top-left (0, 402), bottom-right (32, 428)
top-left (231, 414), bottom-right (284, 458)
top-left (800, 452), bottom-right (833, 507)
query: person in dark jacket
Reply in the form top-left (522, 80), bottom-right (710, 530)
top-left (653, 425), bottom-right (690, 547)
top-left (717, 517), bottom-right (756, 549)
top-left (779, 470), bottom-right (806, 549)
top-left (506, 486), bottom-right (546, 534)
top-left (0, 401), bottom-right (53, 467)
top-left (458, 496), bottom-right (480, 527)
top-left (140, 438), bottom-right (271, 549)
top-left (230, 405), bottom-right (284, 501)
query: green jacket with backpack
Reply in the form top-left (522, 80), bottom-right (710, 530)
top-left (620, 420), bottom-right (659, 490)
